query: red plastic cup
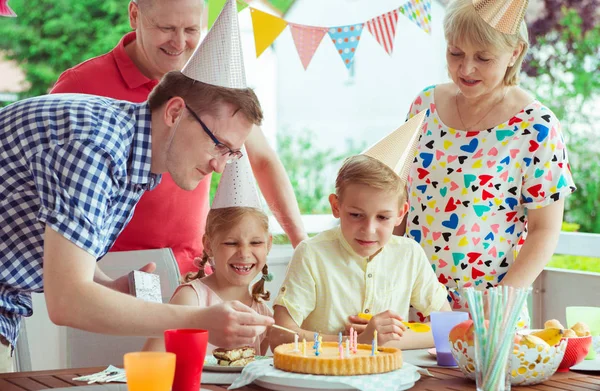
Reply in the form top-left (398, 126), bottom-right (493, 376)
top-left (164, 329), bottom-right (209, 391)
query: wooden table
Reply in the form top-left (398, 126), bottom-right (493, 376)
top-left (1, 366), bottom-right (600, 391)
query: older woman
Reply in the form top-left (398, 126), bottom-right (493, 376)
top-left (404, 0), bottom-right (576, 327)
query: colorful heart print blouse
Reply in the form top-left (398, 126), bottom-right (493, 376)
top-left (405, 85), bottom-right (576, 317)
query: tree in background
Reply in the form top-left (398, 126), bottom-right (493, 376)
top-left (0, 0), bottom-right (130, 98)
top-left (523, 2), bottom-right (600, 233)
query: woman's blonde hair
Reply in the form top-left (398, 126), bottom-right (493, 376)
top-left (335, 155), bottom-right (407, 206)
top-left (444, 0), bottom-right (529, 86)
top-left (184, 207), bottom-right (271, 302)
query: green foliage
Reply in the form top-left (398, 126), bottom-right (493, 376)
top-left (523, 7), bottom-right (600, 233)
top-left (0, 0), bottom-right (131, 98)
top-left (548, 254), bottom-right (600, 273)
top-left (275, 128), bottom-right (365, 215)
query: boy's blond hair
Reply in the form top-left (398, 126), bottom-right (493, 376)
top-left (335, 155), bottom-right (406, 205)
top-left (444, 0), bottom-right (529, 86)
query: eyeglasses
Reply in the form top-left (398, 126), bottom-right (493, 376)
top-left (185, 104), bottom-right (244, 164)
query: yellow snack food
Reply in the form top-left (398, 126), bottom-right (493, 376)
top-left (544, 319), bottom-right (564, 329)
top-left (571, 322), bottom-right (591, 337)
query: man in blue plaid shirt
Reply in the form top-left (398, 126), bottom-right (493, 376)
top-left (0, 70), bottom-right (275, 372)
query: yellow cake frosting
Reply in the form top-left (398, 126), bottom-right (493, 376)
top-left (273, 342), bottom-right (402, 376)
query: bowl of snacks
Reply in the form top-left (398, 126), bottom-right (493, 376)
top-left (449, 320), bottom-right (567, 386)
top-left (545, 319), bottom-right (593, 372)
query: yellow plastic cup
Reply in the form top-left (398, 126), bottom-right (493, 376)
top-left (124, 352), bottom-right (176, 391)
top-left (566, 306), bottom-right (600, 360)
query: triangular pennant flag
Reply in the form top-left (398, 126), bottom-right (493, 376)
top-left (399, 0), bottom-right (432, 34)
top-left (208, 0), bottom-right (227, 30)
top-left (250, 8), bottom-right (289, 58)
top-left (366, 10), bottom-right (400, 55)
top-left (236, 0), bottom-right (249, 12)
top-left (328, 23), bottom-right (364, 69)
top-left (289, 23), bottom-right (328, 70)
top-left (0, 0), bottom-right (17, 17)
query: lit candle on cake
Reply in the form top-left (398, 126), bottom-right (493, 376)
top-left (339, 343), bottom-right (344, 359)
top-left (293, 333), bottom-right (299, 352)
top-left (345, 338), bottom-right (350, 357)
top-left (353, 330), bottom-right (358, 353)
top-left (313, 332), bottom-right (318, 349)
top-left (350, 327), bottom-right (354, 349)
top-left (374, 330), bottom-right (378, 355)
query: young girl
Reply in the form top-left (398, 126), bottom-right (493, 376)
top-left (143, 206), bottom-right (273, 355)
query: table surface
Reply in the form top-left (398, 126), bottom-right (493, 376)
top-left (1, 366), bottom-right (600, 391)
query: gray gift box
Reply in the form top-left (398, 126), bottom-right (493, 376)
top-left (128, 271), bottom-right (162, 303)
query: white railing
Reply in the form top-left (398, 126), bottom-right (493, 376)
top-left (269, 214), bottom-right (600, 329)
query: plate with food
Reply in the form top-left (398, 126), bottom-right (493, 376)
top-left (203, 346), bottom-right (269, 372)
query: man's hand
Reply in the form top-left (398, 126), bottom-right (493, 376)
top-left (201, 301), bottom-right (274, 349)
top-left (106, 263), bottom-right (157, 294)
top-left (356, 310), bottom-right (407, 345)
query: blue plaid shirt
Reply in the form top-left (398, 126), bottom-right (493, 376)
top-left (0, 94), bottom-right (159, 347)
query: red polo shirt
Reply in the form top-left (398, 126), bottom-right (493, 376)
top-left (51, 32), bottom-right (210, 275)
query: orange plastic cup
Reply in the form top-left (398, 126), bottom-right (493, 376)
top-left (124, 352), bottom-right (176, 391)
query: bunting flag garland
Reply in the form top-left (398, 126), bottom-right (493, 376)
top-left (206, 0), bottom-right (433, 71)
top-left (289, 23), bottom-right (328, 70)
top-left (328, 23), bottom-right (364, 69)
top-left (250, 8), bottom-right (289, 57)
top-left (0, 0), bottom-right (17, 17)
top-left (366, 10), bottom-right (400, 55)
top-left (399, 0), bottom-right (432, 34)
top-left (237, 0), bottom-right (249, 12)
top-left (208, 0), bottom-right (227, 30)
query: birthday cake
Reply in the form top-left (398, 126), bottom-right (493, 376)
top-left (273, 342), bottom-right (402, 376)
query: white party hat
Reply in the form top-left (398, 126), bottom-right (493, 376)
top-left (211, 147), bottom-right (261, 209)
top-left (181, 0), bottom-right (247, 88)
top-left (472, 0), bottom-right (528, 35)
top-left (362, 110), bottom-right (426, 183)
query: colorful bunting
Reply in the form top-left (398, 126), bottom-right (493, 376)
top-left (289, 23), bottom-right (328, 70)
top-left (366, 10), bottom-right (400, 55)
top-left (328, 24), bottom-right (364, 69)
top-left (217, 1), bottom-right (433, 71)
top-left (250, 8), bottom-right (289, 58)
top-left (399, 0), bottom-right (432, 34)
top-left (0, 0), bottom-right (17, 17)
top-left (237, 0), bottom-right (249, 12)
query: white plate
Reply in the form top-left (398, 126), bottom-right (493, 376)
top-left (254, 377), bottom-right (416, 391)
top-left (571, 358), bottom-right (600, 371)
top-left (203, 356), bottom-right (269, 373)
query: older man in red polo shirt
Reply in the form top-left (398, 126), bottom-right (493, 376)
top-left (51, 0), bottom-right (307, 275)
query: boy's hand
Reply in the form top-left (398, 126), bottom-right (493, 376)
top-left (346, 315), bottom-right (369, 334)
top-left (201, 301), bottom-right (274, 349)
top-left (356, 310), bottom-right (407, 345)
